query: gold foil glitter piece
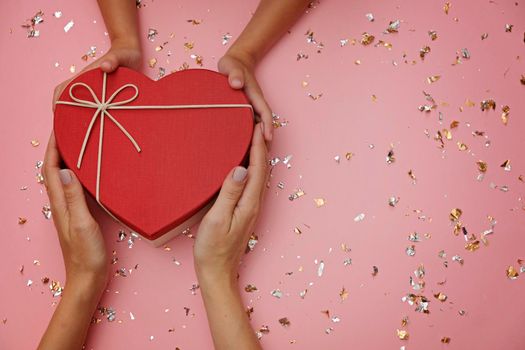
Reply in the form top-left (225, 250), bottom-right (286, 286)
top-left (501, 105), bottom-right (510, 125)
top-left (339, 286), bottom-right (349, 301)
top-left (480, 99), bottom-right (496, 111)
top-left (148, 58), bottom-right (157, 68)
top-left (441, 337), bottom-right (451, 344)
top-left (245, 284), bottom-right (258, 292)
top-left (450, 208), bottom-right (462, 221)
top-left (278, 317), bottom-right (291, 327)
top-left (428, 30), bottom-right (438, 40)
top-left (427, 75), bottom-right (441, 84)
top-left (434, 292), bottom-right (448, 302)
top-left (360, 32), bottom-right (375, 45)
top-left (465, 241), bottom-right (480, 252)
top-left (457, 142), bottom-right (468, 151)
top-left (18, 217), bottom-right (27, 225)
top-left (506, 266), bottom-right (519, 279)
top-left (314, 198), bottom-right (326, 207)
top-left (397, 329), bottom-right (409, 340)
top-left (420, 46), bottom-right (431, 60)
top-left (477, 161), bottom-right (487, 173)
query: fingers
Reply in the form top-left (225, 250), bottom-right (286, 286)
top-left (59, 169), bottom-right (93, 226)
top-left (99, 53), bottom-right (119, 73)
top-left (228, 68), bottom-right (245, 89)
top-left (207, 166), bottom-right (249, 221)
top-left (244, 80), bottom-right (273, 142)
top-left (43, 134), bottom-right (68, 227)
top-left (237, 123), bottom-right (268, 210)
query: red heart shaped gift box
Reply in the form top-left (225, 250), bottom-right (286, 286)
top-left (54, 67), bottom-right (254, 246)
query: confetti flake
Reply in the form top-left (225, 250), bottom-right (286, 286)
top-left (42, 205), bottom-right (51, 219)
top-left (314, 198), bottom-right (326, 208)
top-left (354, 213), bottom-right (365, 222)
top-left (148, 58), bottom-right (157, 68)
top-left (444, 2), bottom-right (451, 14)
top-left (278, 317), bottom-right (291, 327)
top-left (477, 161), bottom-right (487, 173)
top-left (385, 20), bottom-right (400, 33)
top-left (289, 189), bottom-right (305, 201)
top-left (317, 260), bottom-right (325, 277)
top-left (386, 148), bottom-right (395, 164)
top-left (63, 20), bottom-right (74, 32)
top-left (360, 32), bottom-right (375, 45)
top-left (501, 160), bottom-right (511, 171)
top-left (428, 30), bottom-right (438, 40)
top-left (221, 33), bottom-right (232, 45)
top-left (506, 266), bottom-right (519, 280)
top-left (397, 329), bottom-right (409, 340)
top-left (187, 19), bottom-right (202, 25)
top-left (441, 337), bottom-right (451, 344)
top-left (245, 284), bottom-right (258, 293)
top-left (406, 245), bottom-right (416, 257)
top-left (420, 46), bottom-right (431, 60)
top-left (53, 11), bottom-right (62, 18)
top-left (18, 217), bottom-right (27, 225)
top-left (505, 24), bottom-right (513, 32)
top-left (147, 28), bottom-right (158, 41)
top-left (480, 99), bottom-right (496, 111)
top-left (339, 286), bottom-right (349, 301)
top-left (372, 266), bottom-right (379, 277)
top-left (434, 292), bottom-right (448, 302)
top-left (271, 289), bottom-right (283, 299)
top-left (427, 75), bottom-right (441, 84)
top-left (246, 233), bottom-right (258, 252)
top-left (501, 105), bottom-right (510, 125)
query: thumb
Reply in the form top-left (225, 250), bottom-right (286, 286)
top-left (228, 68), bottom-right (245, 89)
top-left (210, 166), bottom-right (248, 217)
top-left (99, 53), bottom-right (119, 73)
top-left (58, 169), bottom-right (92, 222)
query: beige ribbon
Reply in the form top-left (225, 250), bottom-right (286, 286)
top-left (56, 72), bottom-right (253, 209)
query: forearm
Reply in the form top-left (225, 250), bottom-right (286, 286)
top-left (97, 0), bottom-right (140, 48)
top-left (199, 275), bottom-right (261, 350)
top-left (228, 0), bottom-right (311, 65)
top-left (37, 275), bottom-right (105, 350)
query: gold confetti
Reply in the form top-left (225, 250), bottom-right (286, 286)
top-left (501, 160), bottom-right (511, 171)
top-left (501, 105), bottom-right (510, 125)
top-left (476, 161), bottom-right (487, 173)
top-left (345, 152), bottom-right (354, 160)
top-left (442, 129), bottom-right (452, 140)
top-left (187, 19), bottom-right (202, 25)
top-left (69, 65), bottom-right (76, 73)
top-left (428, 30), bottom-right (438, 40)
top-left (360, 32), bottom-right (375, 45)
top-left (465, 240), bottom-right (480, 252)
top-left (450, 120), bottom-right (460, 129)
top-left (339, 286), bottom-right (349, 301)
top-left (30, 140), bottom-right (40, 147)
top-left (408, 169), bottom-right (417, 182)
top-left (450, 208), bottom-right (462, 221)
top-left (444, 2), bottom-right (451, 14)
top-left (245, 284), bottom-right (258, 292)
top-left (278, 317), bottom-right (291, 327)
top-left (148, 58), bottom-right (157, 68)
top-left (434, 292), bottom-right (448, 302)
top-left (397, 329), bottom-right (409, 340)
top-left (427, 75), bottom-right (441, 84)
top-left (506, 266), bottom-right (519, 279)
top-left (420, 46), bottom-right (431, 60)
top-left (184, 42), bottom-right (194, 50)
top-left (457, 142), bottom-right (468, 151)
top-left (294, 227), bottom-right (302, 235)
top-left (441, 337), bottom-right (451, 344)
top-left (314, 198), bottom-right (326, 207)
top-left (18, 217), bottom-right (27, 225)
top-left (480, 99), bottom-right (496, 111)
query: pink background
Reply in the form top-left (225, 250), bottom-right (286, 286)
top-left (1, 0), bottom-right (524, 349)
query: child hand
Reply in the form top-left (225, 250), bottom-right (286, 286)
top-left (43, 133), bottom-right (109, 291)
top-left (218, 53), bottom-right (273, 142)
top-left (52, 38), bottom-right (142, 110)
top-left (194, 123), bottom-right (268, 285)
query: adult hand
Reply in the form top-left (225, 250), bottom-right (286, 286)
top-left (194, 122), bottom-right (268, 284)
top-left (43, 133), bottom-right (108, 289)
top-left (218, 52), bottom-right (273, 142)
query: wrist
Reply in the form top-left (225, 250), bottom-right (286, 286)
top-left (111, 35), bottom-right (141, 52)
top-left (196, 266), bottom-right (237, 292)
top-left (66, 270), bottom-right (107, 297)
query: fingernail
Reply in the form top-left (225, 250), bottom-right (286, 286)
top-left (59, 169), bottom-right (72, 185)
top-left (232, 166), bottom-right (247, 182)
top-left (232, 78), bottom-right (242, 87)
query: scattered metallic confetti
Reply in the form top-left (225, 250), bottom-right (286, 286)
top-left (339, 286), bottom-right (349, 301)
top-left (271, 289), bottom-right (283, 299)
top-left (345, 152), bottom-right (354, 160)
top-left (388, 196), bottom-right (400, 207)
top-left (441, 337), bottom-right (451, 344)
top-left (245, 284), bottom-right (258, 292)
top-left (53, 11), bottom-right (62, 18)
top-left (314, 198), bottom-right (326, 208)
top-left (434, 292), bottom-right (448, 302)
top-left (22, 10), bottom-right (44, 38)
top-left (246, 233), bottom-right (258, 252)
top-left (452, 255), bottom-right (464, 265)
top-left (148, 58), bottom-right (157, 68)
top-left (365, 13), bottom-right (374, 22)
top-left (386, 148), bottom-right (395, 164)
top-left (307, 92), bottom-right (323, 100)
top-left (420, 46), bottom-right (431, 60)
top-left (42, 205), bottom-right (51, 219)
top-left (501, 105), bottom-right (510, 125)
top-left (187, 19), bottom-right (202, 25)
top-left (444, 2), bottom-right (451, 14)
top-left (501, 160), bottom-right (511, 171)
top-left (428, 30), bottom-right (438, 40)
top-left (505, 24), bottom-right (513, 32)
top-left (222, 33), bottom-right (232, 45)
top-left (360, 32), bottom-right (375, 45)
top-left (317, 260), bottom-right (325, 277)
top-left (461, 48), bottom-right (470, 59)
top-left (289, 189), bottom-right (305, 201)
top-left (477, 160), bottom-right (487, 173)
top-left (18, 217), bottom-right (27, 225)
top-left (457, 141), bottom-right (468, 151)
top-left (354, 213), bottom-right (365, 222)
top-left (385, 20), bottom-right (400, 33)
top-left (406, 245), bottom-right (416, 257)
top-left (63, 20), bottom-right (74, 32)
top-left (480, 99), bottom-right (496, 111)
top-left (31, 140), bottom-right (40, 147)
top-left (147, 28), bottom-right (158, 41)
top-left (49, 280), bottom-right (63, 297)
top-left (343, 258), bottom-right (352, 266)
top-left (81, 46), bottom-right (97, 61)
top-left (397, 329), bottom-right (409, 340)
top-left (408, 232), bottom-right (421, 242)
top-left (372, 266), bottom-right (379, 277)
top-left (278, 317), bottom-right (291, 327)
top-left (427, 75), bottom-right (441, 84)
top-left (506, 266), bottom-right (519, 280)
